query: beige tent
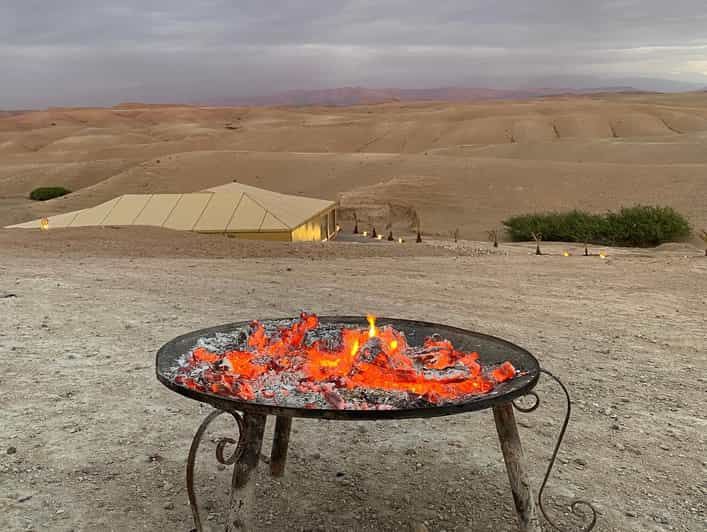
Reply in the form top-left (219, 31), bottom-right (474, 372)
top-left (7, 183), bottom-right (338, 242)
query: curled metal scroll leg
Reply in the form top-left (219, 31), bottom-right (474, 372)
top-left (513, 368), bottom-right (598, 532)
top-left (186, 409), bottom-right (246, 532)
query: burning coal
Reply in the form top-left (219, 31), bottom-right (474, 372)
top-left (172, 313), bottom-right (516, 410)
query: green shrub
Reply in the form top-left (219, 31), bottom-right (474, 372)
top-left (605, 206), bottom-right (691, 246)
top-left (29, 187), bottom-right (71, 201)
top-left (503, 206), bottom-right (690, 247)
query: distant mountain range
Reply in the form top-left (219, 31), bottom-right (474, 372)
top-left (0, 109), bottom-right (30, 117)
top-left (232, 85), bottom-right (647, 107)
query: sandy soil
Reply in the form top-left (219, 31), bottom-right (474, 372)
top-left (0, 227), bottom-right (465, 260)
top-left (2, 93), bottom-right (707, 240)
top-left (1, 249), bottom-right (705, 532)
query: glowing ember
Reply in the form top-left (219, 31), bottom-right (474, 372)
top-left (172, 313), bottom-right (517, 410)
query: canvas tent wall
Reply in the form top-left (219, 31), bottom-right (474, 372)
top-left (7, 183), bottom-right (337, 242)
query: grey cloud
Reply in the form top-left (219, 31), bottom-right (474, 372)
top-left (1, 1), bottom-right (706, 107)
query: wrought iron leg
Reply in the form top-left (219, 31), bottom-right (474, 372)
top-left (511, 369), bottom-right (598, 532)
top-left (226, 413), bottom-right (267, 532)
top-left (187, 410), bottom-right (246, 532)
top-left (493, 402), bottom-right (542, 532)
top-left (270, 416), bottom-right (292, 477)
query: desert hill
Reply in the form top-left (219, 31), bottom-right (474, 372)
top-left (2, 92), bottom-right (706, 240)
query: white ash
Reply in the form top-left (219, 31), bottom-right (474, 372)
top-left (193, 328), bottom-right (250, 353)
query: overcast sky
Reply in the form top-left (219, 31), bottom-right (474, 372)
top-left (2, 1), bottom-right (706, 108)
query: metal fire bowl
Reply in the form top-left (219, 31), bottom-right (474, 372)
top-left (156, 316), bottom-right (540, 421)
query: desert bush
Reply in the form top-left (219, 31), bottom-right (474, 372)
top-left (604, 206), bottom-right (691, 247)
top-left (29, 187), bottom-right (71, 201)
top-left (503, 206), bottom-right (690, 247)
top-left (503, 210), bottom-right (607, 243)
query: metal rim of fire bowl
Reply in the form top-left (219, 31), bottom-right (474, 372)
top-left (155, 316), bottom-right (541, 421)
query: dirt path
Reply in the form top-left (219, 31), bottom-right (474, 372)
top-left (1, 253), bottom-right (705, 531)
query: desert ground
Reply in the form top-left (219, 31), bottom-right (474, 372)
top-left (2, 92), bottom-right (707, 238)
top-left (1, 243), bottom-right (705, 532)
top-left (1, 93), bottom-right (706, 532)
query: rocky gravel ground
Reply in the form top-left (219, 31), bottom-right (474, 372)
top-left (1, 251), bottom-right (705, 531)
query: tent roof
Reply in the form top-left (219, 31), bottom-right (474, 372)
top-left (203, 182), bottom-right (334, 229)
top-left (5, 183), bottom-right (335, 232)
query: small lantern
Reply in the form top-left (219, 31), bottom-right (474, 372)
top-left (362, 230), bottom-right (369, 237)
top-left (563, 251), bottom-right (570, 257)
top-left (599, 252), bottom-right (607, 259)
top-left (376, 234), bottom-right (383, 240)
top-left (40, 217), bottom-right (49, 231)
top-left (397, 237), bottom-right (404, 244)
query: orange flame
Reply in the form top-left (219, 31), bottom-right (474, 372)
top-left (178, 313), bottom-right (516, 404)
top-left (367, 314), bottom-right (378, 338)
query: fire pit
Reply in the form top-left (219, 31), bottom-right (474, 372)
top-left (156, 314), bottom-right (596, 532)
